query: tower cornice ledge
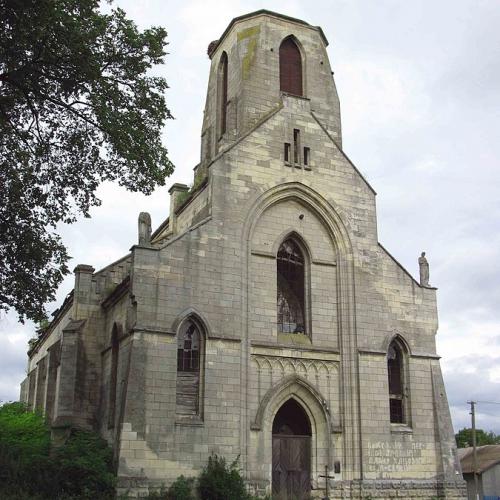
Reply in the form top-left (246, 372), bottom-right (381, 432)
top-left (208, 9), bottom-right (328, 59)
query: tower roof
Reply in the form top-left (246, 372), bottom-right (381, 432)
top-left (208, 9), bottom-right (329, 59)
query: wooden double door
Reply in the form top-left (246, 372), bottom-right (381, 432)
top-left (272, 435), bottom-right (311, 500)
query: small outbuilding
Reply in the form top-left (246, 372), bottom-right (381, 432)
top-left (459, 445), bottom-right (500, 500)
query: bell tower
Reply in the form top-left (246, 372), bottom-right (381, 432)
top-left (199, 10), bottom-right (342, 168)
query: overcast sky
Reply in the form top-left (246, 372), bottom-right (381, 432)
top-left (1, 0), bottom-right (499, 434)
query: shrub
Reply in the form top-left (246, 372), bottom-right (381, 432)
top-left (144, 486), bottom-right (167, 499)
top-left (0, 402), bottom-right (115, 499)
top-left (51, 429), bottom-right (115, 498)
top-left (198, 454), bottom-right (249, 500)
top-left (0, 402), bottom-right (51, 486)
top-left (167, 475), bottom-right (195, 500)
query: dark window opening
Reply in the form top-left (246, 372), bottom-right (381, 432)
top-left (277, 239), bottom-right (305, 334)
top-left (177, 323), bottom-right (200, 372)
top-left (273, 399), bottom-right (311, 436)
top-left (293, 129), bottom-right (300, 164)
top-left (284, 143), bottom-right (291, 163)
top-left (303, 147), bottom-right (310, 167)
top-left (388, 342), bottom-right (404, 424)
top-left (108, 328), bottom-right (119, 428)
top-left (177, 321), bottom-right (201, 415)
top-left (219, 52), bottom-right (228, 136)
top-left (279, 37), bottom-right (303, 96)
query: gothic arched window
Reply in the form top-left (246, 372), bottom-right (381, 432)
top-left (388, 340), bottom-right (406, 424)
top-left (176, 320), bottom-right (203, 416)
top-left (279, 37), bottom-right (303, 96)
top-left (218, 51), bottom-right (228, 136)
top-left (277, 239), bottom-right (306, 334)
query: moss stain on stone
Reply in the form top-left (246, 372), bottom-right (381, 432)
top-left (238, 26), bottom-right (260, 80)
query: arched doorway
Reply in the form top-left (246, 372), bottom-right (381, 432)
top-left (272, 399), bottom-right (311, 499)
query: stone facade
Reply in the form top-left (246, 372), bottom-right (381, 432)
top-left (21, 10), bottom-right (466, 499)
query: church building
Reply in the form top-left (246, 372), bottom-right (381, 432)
top-left (21, 10), bottom-right (466, 499)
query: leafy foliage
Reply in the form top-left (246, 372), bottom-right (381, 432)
top-left (0, 0), bottom-right (173, 322)
top-left (0, 402), bottom-right (115, 499)
top-left (166, 475), bottom-right (196, 500)
top-left (198, 454), bottom-right (249, 500)
top-left (455, 427), bottom-right (500, 448)
top-left (0, 402), bottom-right (51, 476)
top-left (51, 429), bottom-right (115, 498)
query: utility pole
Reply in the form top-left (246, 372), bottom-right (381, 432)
top-left (468, 400), bottom-right (479, 500)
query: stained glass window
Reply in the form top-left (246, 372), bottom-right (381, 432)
top-left (277, 239), bottom-right (305, 334)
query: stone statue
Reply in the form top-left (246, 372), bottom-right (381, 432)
top-left (419, 251), bottom-right (429, 287)
top-left (138, 212), bottom-right (152, 246)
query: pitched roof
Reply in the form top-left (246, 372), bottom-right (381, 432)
top-left (459, 445), bottom-right (500, 474)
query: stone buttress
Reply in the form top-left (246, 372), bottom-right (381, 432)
top-left (21, 10), bottom-right (465, 499)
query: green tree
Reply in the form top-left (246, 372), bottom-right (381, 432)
top-left (0, 402), bottom-right (50, 476)
top-left (455, 427), bottom-right (500, 448)
top-left (0, 0), bottom-right (173, 323)
top-left (0, 402), bottom-right (115, 499)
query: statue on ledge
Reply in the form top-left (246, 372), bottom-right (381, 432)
top-left (419, 251), bottom-right (430, 287)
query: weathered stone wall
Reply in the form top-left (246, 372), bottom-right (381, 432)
top-left (24, 306), bottom-right (72, 418)
top-left (201, 13), bottom-right (342, 165)
top-left (99, 294), bottom-right (129, 442)
top-left (116, 331), bottom-right (242, 492)
top-left (23, 255), bottom-right (133, 430)
top-left (22, 10), bottom-right (464, 499)
top-left (175, 184), bottom-right (210, 235)
top-left (28, 306), bottom-right (73, 370)
top-left (110, 11), bottom-right (461, 496)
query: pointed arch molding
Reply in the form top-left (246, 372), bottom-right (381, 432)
top-left (251, 375), bottom-right (334, 433)
top-left (245, 182), bottom-right (353, 256)
top-left (241, 181), bottom-right (359, 475)
top-left (171, 307), bottom-right (212, 339)
top-left (382, 331), bottom-right (412, 356)
top-left (271, 228), bottom-right (313, 260)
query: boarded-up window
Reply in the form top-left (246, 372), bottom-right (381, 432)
top-left (176, 321), bottom-right (201, 415)
top-left (218, 52), bottom-right (228, 136)
top-left (388, 341), bottom-right (405, 423)
top-left (280, 37), bottom-right (303, 96)
top-left (277, 239), bottom-right (305, 334)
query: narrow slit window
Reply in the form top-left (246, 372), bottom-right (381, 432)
top-left (218, 52), bottom-right (228, 137)
top-left (284, 143), bottom-right (291, 164)
top-left (293, 129), bottom-right (300, 164)
top-left (303, 147), bottom-right (310, 167)
top-left (108, 328), bottom-right (119, 428)
top-left (388, 342), bottom-right (404, 424)
top-left (277, 239), bottom-right (305, 334)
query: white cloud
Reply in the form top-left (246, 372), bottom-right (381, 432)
top-left (179, 0), bottom-right (246, 55)
top-left (337, 57), bottom-right (431, 134)
top-left (2, 0), bottom-right (500, 437)
top-left (0, 316), bottom-right (32, 402)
